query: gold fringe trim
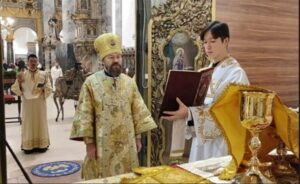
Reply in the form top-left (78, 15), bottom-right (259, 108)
top-left (218, 160), bottom-right (238, 180)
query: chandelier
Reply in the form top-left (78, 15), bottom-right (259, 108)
top-left (0, 17), bottom-right (14, 29)
top-left (0, 16), bottom-right (14, 40)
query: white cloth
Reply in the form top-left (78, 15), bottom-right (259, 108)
top-left (21, 71), bottom-right (48, 99)
top-left (185, 57), bottom-right (249, 162)
top-left (179, 155), bottom-right (233, 183)
top-left (51, 66), bottom-right (63, 91)
top-left (170, 119), bottom-right (187, 155)
top-left (21, 97), bottom-right (50, 149)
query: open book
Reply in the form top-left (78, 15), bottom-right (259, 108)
top-left (160, 67), bottom-right (214, 117)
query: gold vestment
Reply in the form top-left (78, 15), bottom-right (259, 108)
top-left (70, 71), bottom-right (157, 179)
top-left (120, 166), bottom-right (212, 183)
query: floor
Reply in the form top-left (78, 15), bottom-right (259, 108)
top-left (5, 94), bottom-right (86, 183)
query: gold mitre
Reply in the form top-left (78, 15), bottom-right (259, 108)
top-left (94, 33), bottom-right (122, 60)
top-left (209, 83), bottom-right (299, 180)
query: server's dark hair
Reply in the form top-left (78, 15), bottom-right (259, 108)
top-left (27, 53), bottom-right (37, 60)
top-left (200, 21), bottom-right (230, 41)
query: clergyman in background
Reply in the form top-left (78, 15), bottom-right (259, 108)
top-left (11, 54), bottom-right (52, 154)
top-left (50, 61), bottom-right (63, 92)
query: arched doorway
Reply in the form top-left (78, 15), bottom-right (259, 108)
top-left (13, 27), bottom-right (38, 62)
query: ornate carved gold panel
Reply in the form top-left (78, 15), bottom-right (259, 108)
top-left (147, 0), bottom-right (213, 166)
top-left (0, 5), bottom-right (43, 41)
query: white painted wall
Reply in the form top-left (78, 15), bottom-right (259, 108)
top-left (110, 0), bottom-right (135, 47)
top-left (42, 0), bottom-right (55, 36)
top-left (13, 28), bottom-right (37, 55)
top-left (121, 0), bottom-right (135, 47)
top-left (60, 0), bottom-right (76, 43)
top-left (1, 29), bottom-right (8, 62)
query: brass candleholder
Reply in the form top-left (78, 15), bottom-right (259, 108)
top-left (237, 91), bottom-right (276, 184)
top-left (272, 141), bottom-right (297, 176)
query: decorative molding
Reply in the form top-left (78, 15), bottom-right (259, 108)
top-left (147, 0), bottom-right (212, 166)
top-left (70, 0), bottom-right (106, 73)
top-left (13, 18), bottom-right (36, 32)
top-left (5, 31), bottom-right (14, 42)
top-left (0, 0), bottom-right (39, 10)
top-left (0, 7), bottom-right (43, 40)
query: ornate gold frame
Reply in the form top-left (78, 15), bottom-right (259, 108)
top-left (159, 27), bottom-right (202, 75)
top-left (147, 0), bottom-right (214, 166)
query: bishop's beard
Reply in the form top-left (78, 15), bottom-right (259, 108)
top-left (107, 63), bottom-right (122, 77)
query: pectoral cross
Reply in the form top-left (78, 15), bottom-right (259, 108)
top-left (112, 77), bottom-right (117, 90)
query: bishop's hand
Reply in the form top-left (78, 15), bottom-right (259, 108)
top-left (161, 97), bottom-right (188, 121)
top-left (16, 72), bottom-right (24, 83)
top-left (86, 143), bottom-right (96, 159)
top-left (136, 138), bottom-right (142, 152)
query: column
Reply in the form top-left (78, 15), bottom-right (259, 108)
top-left (5, 30), bottom-right (14, 65)
top-left (43, 35), bottom-right (57, 71)
top-left (42, 1), bottom-right (55, 36)
top-left (122, 0), bottom-right (135, 47)
top-left (114, 0), bottom-right (122, 37)
top-left (61, 0), bottom-right (76, 43)
top-left (37, 38), bottom-right (44, 67)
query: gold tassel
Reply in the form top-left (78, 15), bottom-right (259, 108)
top-left (218, 159), bottom-right (238, 180)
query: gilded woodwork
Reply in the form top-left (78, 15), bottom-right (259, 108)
top-left (0, 7), bottom-right (43, 41)
top-left (5, 30), bottom-right (14, 42)
top-left (147, 0), bottom-right (212, 166)
top-left (70, 0), bottom-right (102, 72)
top-left (54, 11), bottom-right (62, 34)
top-left (55, 0), bottom-right (62, 8)
top-left (67, 0), bottom-right (108, 73)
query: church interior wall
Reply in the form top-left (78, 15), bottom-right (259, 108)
top-left (60, 0), bottom-right (76, 43)
top-left (113, 0), bottom-right (122, 40)
top-left (215, 0), bottom-right (299, 107)
top-left (146, 0), bottom-right (298, 108)
top-left (122, 0), bottom-right (136, 47)
top-left (42, 0), bottom-right (55, 36)
top-left (1, 0), bottom-right (298, 106)
top-left (0, 0), bottom-right (299, 183)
